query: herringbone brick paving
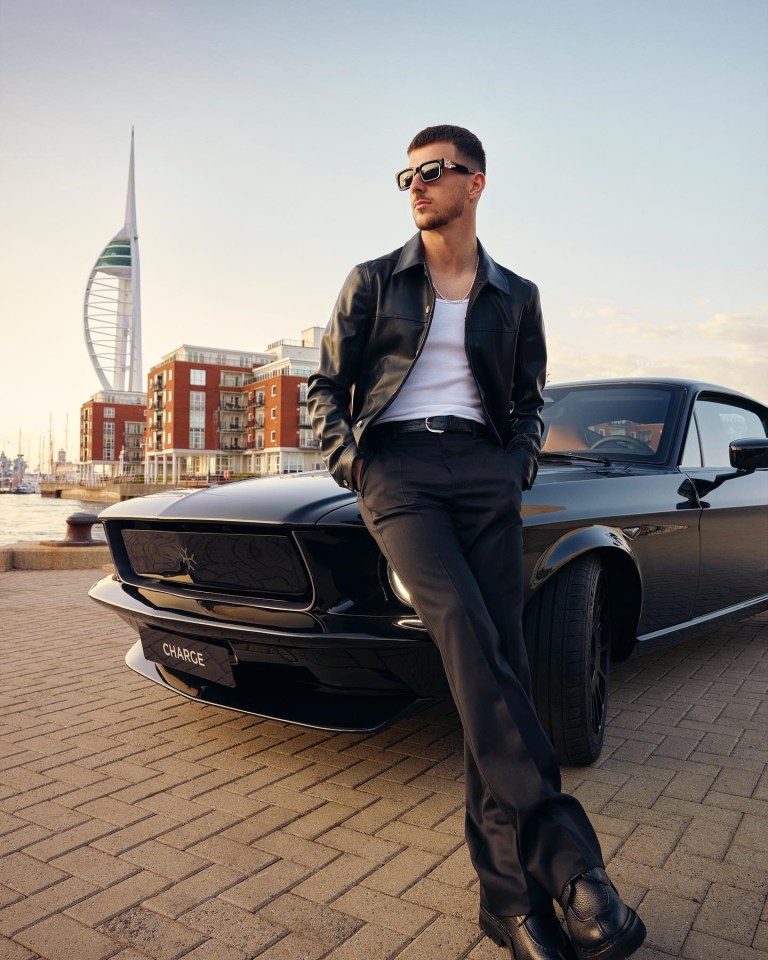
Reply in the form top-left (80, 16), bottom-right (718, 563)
top-left (0, 568), bottom-right (766, 959)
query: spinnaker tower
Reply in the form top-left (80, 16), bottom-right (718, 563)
top-left (83, 131), bottom-right (143, 392)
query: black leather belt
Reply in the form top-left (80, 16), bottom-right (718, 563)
top-left (370, 416), bottom-right (489, 437)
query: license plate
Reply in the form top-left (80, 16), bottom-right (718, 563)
top-left (140, 630), bottom-right (236, 687)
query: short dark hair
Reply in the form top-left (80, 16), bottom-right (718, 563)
top-left (407, 125), bottom-right (486, 174)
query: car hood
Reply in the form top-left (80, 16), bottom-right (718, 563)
top-left (100, 462), bottom-right (633, 528)
top-left (98, 473), bottom-right (358, 526)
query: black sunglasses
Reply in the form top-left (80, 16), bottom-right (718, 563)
top-left (396, 157), bottom-right (477, 191)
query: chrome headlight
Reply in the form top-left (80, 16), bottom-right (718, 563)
top-left (387, 564), bottom-right (413, 608)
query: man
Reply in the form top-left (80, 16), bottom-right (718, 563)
top-left (307, 125), bottom-right (646, 960)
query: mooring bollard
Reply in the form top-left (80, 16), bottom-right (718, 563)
top-left (44, 512), bottom-right (104, 547)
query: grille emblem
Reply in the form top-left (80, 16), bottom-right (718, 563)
top-left (179, 547), bottom-right (197, 574)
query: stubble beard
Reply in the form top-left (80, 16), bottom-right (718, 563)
top-left (413, 192), bottom-right (466, 231)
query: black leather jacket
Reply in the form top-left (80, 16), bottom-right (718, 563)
top-left (307, 233), bottom-right (547, 492)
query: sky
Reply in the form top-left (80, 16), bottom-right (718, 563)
top-left (0, 0), bottom-right (766, 467)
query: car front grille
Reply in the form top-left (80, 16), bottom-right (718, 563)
top-left (119, 526), bottom-right (311, 599)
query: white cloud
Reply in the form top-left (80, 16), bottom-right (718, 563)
top-left (546, 344), bottom-right (767, 403)
top-left (603, 322), bottom-right (685, 340)
top-left (549, 303), bottom-right (767, 404)
top-left (569, 299), bottom-right (629, 321)
top-left (698, 312), bottom-right (767, 350)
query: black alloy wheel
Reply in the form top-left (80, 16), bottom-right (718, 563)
top-left (524, 555), bottom-right (610, 765)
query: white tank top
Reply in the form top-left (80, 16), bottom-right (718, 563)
top-left (376, 296), bottom-right (485, 424)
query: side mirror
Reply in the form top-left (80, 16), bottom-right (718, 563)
top-left (730, 437), bottom-right (768, 472)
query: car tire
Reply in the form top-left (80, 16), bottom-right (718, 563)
top-left (524, 555), bottom-right (610, 766)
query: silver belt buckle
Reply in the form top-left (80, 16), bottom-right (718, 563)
top-left (425, 417), bottom-right (445, 434)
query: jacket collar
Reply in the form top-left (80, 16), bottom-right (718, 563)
top-left (393, 233), bottom-right (510, 294)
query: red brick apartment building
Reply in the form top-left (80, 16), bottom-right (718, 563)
top-left (142, 327), bottom-right (324, 484)
top-left (79, 328), bottom-right (325, 483)
top-left (79, 391), bottom-right (146, 481)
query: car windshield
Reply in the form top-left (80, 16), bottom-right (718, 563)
top-left (541, 383), bottom-right (683, 463)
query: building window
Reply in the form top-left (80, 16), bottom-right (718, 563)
top-left (168, 369), bottom-right (173, 381)
top-left (167, 432), bottom-right (172, 444)
top-left (282, 453), bottom-right (303, 474)
top-left (299, 429), bottom-right (320, 449)
top-left (167, 412), bottom-right (172, 423)
top-left (270, 407), bottom-right (277, 420)
top-left (190, 369), bottom-right (206, 385)
top-left (190, 428), bottom-right (204, 449)
top-left (104, 407), bottom-right (115, 419)
top-left (190, 391), bottom-right (205, 433)
top-left (271, 384), bottom-right (277, 397)
top-left (270, 430), bottom-right (276, 442)
top-left (103, 422), bottom-right (115, 460)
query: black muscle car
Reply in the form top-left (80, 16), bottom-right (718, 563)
top-left (90, 379), bottom-right (768, 764)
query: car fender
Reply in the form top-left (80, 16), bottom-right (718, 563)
top-left (529, 525), bottom-right (643, 659)
top-left (530, 524), bottom-right (638, 586)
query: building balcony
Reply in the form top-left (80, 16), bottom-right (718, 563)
top-left (220, 424), bottom-right (244, 432)
top-left (221, 400), bottom-right (245, 411)
top-left (299, 436), bottom-right (320, 449)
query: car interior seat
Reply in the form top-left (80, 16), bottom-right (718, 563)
top-left (542, 422), bottom-right (589, 451)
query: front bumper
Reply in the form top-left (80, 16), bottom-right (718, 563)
top-left (90, 575), bottom-right (445, 732)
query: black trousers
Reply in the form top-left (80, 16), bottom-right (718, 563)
top-left (357, 429), bottom-right (603, 915)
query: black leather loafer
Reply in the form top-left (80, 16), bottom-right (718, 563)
top-left (559, 868), bottom-right (646, 959)
top-left (479, 905), bottom-right (578, 960)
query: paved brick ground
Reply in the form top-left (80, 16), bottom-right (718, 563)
top-left (1, 568), bottom-right (766, 960)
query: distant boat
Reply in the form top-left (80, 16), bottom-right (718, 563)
top-left (12, 481), bottom-right (38, 495)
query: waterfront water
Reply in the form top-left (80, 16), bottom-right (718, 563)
top-left (0, 495), bottom-right (107, 546)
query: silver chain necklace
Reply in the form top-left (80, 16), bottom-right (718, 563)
top-left (428, 257), bottom-right (479, 303)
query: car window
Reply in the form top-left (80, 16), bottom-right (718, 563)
top-left (541, 385), bottom-right (681, 462)
top-left (693, 399), bottom-right (767, 467)
top-left (680, 416), bottom-right (702, 468)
